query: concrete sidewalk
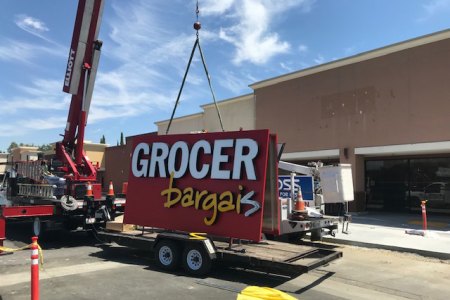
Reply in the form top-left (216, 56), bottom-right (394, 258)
top-left (322, 212), bottom-right (450, 260)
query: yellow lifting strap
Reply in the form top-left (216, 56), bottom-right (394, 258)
top-left (0, 242), bottom-right (44, 268)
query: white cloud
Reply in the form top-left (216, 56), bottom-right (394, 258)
top-left (423, 0), bottom-right (450, 14)
top-left (280, 62), bottom-right (293, 72)
top-left (419, 0), bottom-right (450, 20)
top-left (344, 46), bottom-right (356, 56)
top-left (0, 40), bottom-right (35, 63)
top-left (0, 79), bottom-right (69, 114)
top-left (15, 15), bottom-right (49, 33)
top-left (14, 14), bottom-right (59, 45)
top-left (314, 54), bottom-right (325, 65)
top-left (298, 44), bottom-right (308, 53)
top-left (200, 0), bottom-right (235, 15)
top-left (202, 0), bottom-right (315, 65)
top-left (219, 70), bottom-right (249, 94)
top-left (0, 39), bottom-right (64, 64)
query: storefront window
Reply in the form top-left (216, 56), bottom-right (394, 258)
top-left (408, 158), bottom-right (450, 213)
top-left (366, 157), bottom-right (450, 214)
top-left (365, 159), bottom-right (408, 211)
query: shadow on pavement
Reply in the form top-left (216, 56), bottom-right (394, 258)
top-left (348, 211), bottom-right (450, 231)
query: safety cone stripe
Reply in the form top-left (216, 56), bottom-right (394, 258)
top-left (86, 182), bottom-right (93, 196)
top-left (107, 181), bottom-right (114, 196)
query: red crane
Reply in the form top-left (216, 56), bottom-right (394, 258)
top-left (56, 0), bottom-right (104, 182)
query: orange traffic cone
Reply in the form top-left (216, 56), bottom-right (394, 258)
top-left (295, 191), bottom-right (305, 211)
top-left (86, 181), bottom-right (93, 197)
top-left (107, 181), bottom-right (115, 196)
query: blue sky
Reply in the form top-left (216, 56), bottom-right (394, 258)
top-left (1, 0), bottom-right (450, 151)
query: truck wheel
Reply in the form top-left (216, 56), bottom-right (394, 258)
top-left (310, 229), bottom-right (323, 241)
top-left (154, 240), bottom-right (181, 271)
top-left (182, 243), bottom-right (211, 276)
top-left (287, 232), bottom-right (306, 243)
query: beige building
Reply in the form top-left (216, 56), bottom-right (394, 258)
top-left (0, 153), bottom-right (8, 179)
top-left (156, 94), bottom-right (255, 134)
top-left (110, 29), bottom-right (450, 215)
top-left (9, 146), bottom-right (40, 163)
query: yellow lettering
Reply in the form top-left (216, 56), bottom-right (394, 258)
top-left (202, 194), bottom-right (218, 226)
top-left (161, 177), bottom-right (258, 226)
top-left (235, 185), bottom-right (243, 214)
top-left (181, 187), bottom-right (194, 207)
top-left (195, 190), bottom-right (208, 209)
top-left (218, 191), bottom-right (235, 212)
top-left (189, 232), bottom-right (207, 240)
top-left (161, 172), bottom-right (181, 208)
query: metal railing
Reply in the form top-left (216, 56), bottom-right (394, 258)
top-left (18, 184), bottom-right (54, 199)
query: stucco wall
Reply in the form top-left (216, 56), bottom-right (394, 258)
top-left (255, 38), bottom-right (450, 153)
top-left (156, 94), bottom-right (255, 134)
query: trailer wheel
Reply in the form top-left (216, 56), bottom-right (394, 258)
top-left (310, 228), bottom-right (323, 241)
top-left (182, 243), bottom-right (211, 276)
top-left (154, 240), bottom-right (181, 271)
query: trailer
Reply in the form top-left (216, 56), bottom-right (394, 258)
top-left (95, 227), bottom-right (342, 277)
top-left (86, 129), bottom-right (351, 276)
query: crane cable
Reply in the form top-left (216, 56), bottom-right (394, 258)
top-left (166, 0), bottom-right (224, 134)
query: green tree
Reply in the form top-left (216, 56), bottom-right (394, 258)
top-left (120, 132), bottom-right (125, 146)
top-left (7, 142), bottom-right (18, 153)
top-left (100, 135), bottom-right (106, 144)
top-left (38, 144), bottom-right (53, 151)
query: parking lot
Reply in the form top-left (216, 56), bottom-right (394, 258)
top-left (1, 222), bottom-right (449, 300)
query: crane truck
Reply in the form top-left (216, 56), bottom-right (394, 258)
top-left (0, 0), bottom-right (114, 244)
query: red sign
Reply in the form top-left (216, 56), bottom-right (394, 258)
top-left (124, 130), bottom-right (270, 241)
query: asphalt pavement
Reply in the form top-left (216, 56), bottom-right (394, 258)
top-left (321, 211), bottom-right (450, 260)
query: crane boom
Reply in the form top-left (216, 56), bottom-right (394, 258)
top-left (56, 0), bottom-right (104, 181)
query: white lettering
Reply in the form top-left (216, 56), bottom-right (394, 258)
top-left (149, 143), bottom-right (169, 177)
top-left (211, 139), bottom-right (233, 180)
top-left (168, 141), bottom-right (189, 178)
top-left (232, 139), bottom-right (258, 180)
top-left (189, 140), bottom-right (211, 179)
top-left (130, 138), bottom-right (259, 180)
top-left (64, 49), bottom-right (76, 87)
top-left (131, 143), bottom-right (149, 177)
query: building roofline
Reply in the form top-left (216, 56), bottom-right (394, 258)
top-left (200, 93), bottom-right (253, 109)
top-left (155, 93), bottom-right (254, 126)
top-left (155, 112), bottom-right (204, 126)
top-left (250, 29), bottom-right (450, 90)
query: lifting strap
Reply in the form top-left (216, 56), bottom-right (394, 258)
top-left (166, 0), bottom-right (224, 134)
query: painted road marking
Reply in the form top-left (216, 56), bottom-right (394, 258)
top-left (0, 261), bottom-right (127, 287)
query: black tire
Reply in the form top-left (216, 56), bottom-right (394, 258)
top-left (154, 240), bottom-right (181, 271)
top-left (182, 243), bottom-right (211, 276)
top-left (310, 228), bottom-right (323, 241)
top-left (287, 232), bottom-right (306, 243)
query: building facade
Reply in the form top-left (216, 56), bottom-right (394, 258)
top-left (251, 29), bottom-right (450, 214)
top-left (111, 29), bottom-right (450, 215)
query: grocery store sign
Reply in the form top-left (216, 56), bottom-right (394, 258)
top-left (124, 130), bottom-right (270, 241)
